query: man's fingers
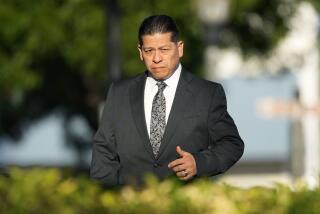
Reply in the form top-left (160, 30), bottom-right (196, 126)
top-left (176, 169), bottom-right (189, 177)
top-left (179, 175), bottom-right (191, 181)
top-left (168, 158), bottom-right (184, 168)
top-left (169, 147), bottom-right (197, 181)
top-left (171, 164), bottom-right (188, 173)
top-left (176, 146), bottom-right (188, 157)
top-left (176, 170), bottom-right (194, 181)
top-left (168, 161), bottom-right (185, 172)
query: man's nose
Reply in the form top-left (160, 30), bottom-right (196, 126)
top-left (153, 50), bottom-right (162, 63)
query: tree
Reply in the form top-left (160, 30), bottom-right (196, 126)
top-left (0, 0), bottom-right (106, 138)
top-left (0, 0), bottom-right (203, 140)
top-left (222, 0), bottom-right (296, 56)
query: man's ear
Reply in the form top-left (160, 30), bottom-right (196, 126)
top-left (138, 44), bottom-right (143, 61)
top-left (178, 41), bottom-right (184, 58)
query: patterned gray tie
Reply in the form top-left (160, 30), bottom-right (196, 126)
top-left (150, 81), bottom-right (167, 157)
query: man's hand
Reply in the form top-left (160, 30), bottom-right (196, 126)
top-left (168, 146), bottom-right (197, 181)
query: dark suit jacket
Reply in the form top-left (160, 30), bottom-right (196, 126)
top-left (90, 68), bottom-right (244, 187)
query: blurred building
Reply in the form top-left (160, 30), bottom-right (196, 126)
top-left (0, 111), bottom-right (92, 169)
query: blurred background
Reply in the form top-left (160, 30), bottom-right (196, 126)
top-left (1, 0), bottom-right (320, 189)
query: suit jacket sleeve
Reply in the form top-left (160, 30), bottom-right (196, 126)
top-left (193, 83), bottom-right (244, 176)
top-left (90, 84), bottom-right (120, 187)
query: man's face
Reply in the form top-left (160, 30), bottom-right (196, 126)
top-left (138, 32), bottom-right (184, 80)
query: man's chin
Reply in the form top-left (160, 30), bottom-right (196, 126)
top-left (149, 70), bottom-right (171, 80)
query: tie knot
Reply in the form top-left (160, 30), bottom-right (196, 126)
top-left (156, 81), bottom-right (166, 91)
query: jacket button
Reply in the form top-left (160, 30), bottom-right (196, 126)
top-left (153, 163), bottom-right (159, 168)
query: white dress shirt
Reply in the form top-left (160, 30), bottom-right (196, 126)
top-left (144, 64), bottom-right (182, 136)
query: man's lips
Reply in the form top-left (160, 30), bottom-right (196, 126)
top-left (151, 66), bottom-right (165, 70)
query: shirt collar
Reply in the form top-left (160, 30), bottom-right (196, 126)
top-left (164, 63), bottom-right (181, 88)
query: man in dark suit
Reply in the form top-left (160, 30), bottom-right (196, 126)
top-left (90, 15), bottom-right (244, 187)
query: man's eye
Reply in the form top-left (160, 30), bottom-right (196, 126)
top-left (144, 49), bottom-right (152, 53)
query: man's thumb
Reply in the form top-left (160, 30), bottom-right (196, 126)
top-left (176, 146), bottom-right (187, 157)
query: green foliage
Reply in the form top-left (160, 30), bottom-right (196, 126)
top-left (0, 0), bottom-right (108, 137)
top-left (0, 0), bottom-right (203, 137)
top-left (0, 0), bottom-right (106, 95)
top-left (226, 0), bottom-right (296, 56)
top-left (0, 0), bottom-right (202, 94)
top-left (1, 168), bottom-right (320, 213)
top-left (304, 0), bottom-right (320, 11)
top-left (0, 168), bottom-right (103, 213)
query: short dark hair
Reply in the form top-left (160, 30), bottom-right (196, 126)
top-left (138, 15), bottom-right (179, 45)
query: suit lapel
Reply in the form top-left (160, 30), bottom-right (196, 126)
top-left (157, 70), bottom-right (194, 159)
top-left (129, 73), bottom-right (155, 160)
